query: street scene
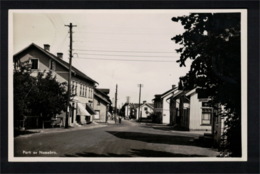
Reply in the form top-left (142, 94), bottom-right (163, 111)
top-left (11, 10), bottom-right (245, 160)
top-left (15, 118), bottom-right (218, 157)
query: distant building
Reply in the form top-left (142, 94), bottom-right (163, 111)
top-left (120, 103), bottom-right (135, 119)
top-left (121, 101), bottom-right (154, 120)
top-left (13, 43), bottom-right (98, 127)
top-left (135, 101), bottom-right (154, 120)
top-left (93, 88), bottom-right (112, 123)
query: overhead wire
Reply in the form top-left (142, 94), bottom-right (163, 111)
top-left (76, 57), bottom-right (176, 62)
top-left (74, 48), bottom-right (175, 54)
top-left (75, 52), bottom-right (176, 58)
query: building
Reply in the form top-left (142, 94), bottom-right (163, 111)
top-left (135, 101), bottom-right (154, 120)
top-left (168, 90), bottom-right (190, 128)
top-left (93, 88), bottom-right (112, 123)
top-left (13, 43), bottom-right (98, 127)
top-left (120, 103), bottom-right (136, 119)
top-left (186, 88), bottom-right (212, 131)
top-left (153, 85), bottom-right (178, 124)
top-left (169, 88), bottom-right (212, 132)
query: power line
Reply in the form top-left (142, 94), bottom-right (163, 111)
top-left (76, 57), bottom-right (176, 62)
top-left (76, 52), bottom-right (175, 58)
top-left (57, 32), bottom-right (69, 51)
top-left (74, 48), bottom-right (175, 54)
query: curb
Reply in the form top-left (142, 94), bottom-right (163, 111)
top-left (15, 124), bottom-right (107, 138)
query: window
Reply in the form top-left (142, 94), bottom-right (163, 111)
top-left (71, 81), bottom-right (74, 94)
top-left (75, 82), bottom-right (78, 95)
top-left (49, 59), bottom-right (56, 71)
top-left (94, 110), bottom-right (100, 119)
top-left (30, 59), bottom-right (38, 70)
top-left (80, 84), bottom-right (82, 96)
top-left (201, 108), bottom-right (212, 125)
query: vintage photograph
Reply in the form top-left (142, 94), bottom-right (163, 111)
top-left (9, 9), bottom-right (247, 161)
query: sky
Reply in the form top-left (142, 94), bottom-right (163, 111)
top-left (12, 10), bottom-right (192, 107)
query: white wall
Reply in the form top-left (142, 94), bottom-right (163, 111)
top-left (162, 97), bottom-right (170, 124)
top-left (189, 93), bottom-right (211, 131)
top-left (136, 104), bottom-right (153, 119)
top-left (140, 105), bottom-right (153, 118)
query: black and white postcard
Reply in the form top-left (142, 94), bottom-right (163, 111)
top-left (9, 9), bottom-right (247, 162)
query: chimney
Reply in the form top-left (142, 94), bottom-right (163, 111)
top-left (143, 100), bottom-right (146, 104)
top-left (57, 52), bottom-right (63, 59)
top-left (172, 85), bottom-right (176, 89)
top-left (43, 44), bottom-right (50, 51)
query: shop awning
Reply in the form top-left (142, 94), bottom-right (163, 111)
top-left (85, 104), bottom-right (96, 115)
top-left (77, 103), bottom-right (91, 116)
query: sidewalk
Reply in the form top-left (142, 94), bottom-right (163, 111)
top-left (138, 121), bottom-right (206, 136)
top-left (15, 122), bottom-right (107, 138)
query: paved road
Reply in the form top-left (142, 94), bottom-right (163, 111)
top-left (14, 119), bottom-right (218, 157)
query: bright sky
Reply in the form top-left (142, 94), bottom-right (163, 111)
top-left (12, 10), bottom-right (192, 107)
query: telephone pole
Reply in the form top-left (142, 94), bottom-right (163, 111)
top-left (65, 23), bottom-right (77, 128)
top-left (137, 84), bottom-right (143, 120)
top-left (114, 84), bottom-right (118, 115)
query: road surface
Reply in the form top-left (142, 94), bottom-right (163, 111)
top-left (14, 119), bottom-right (218, 157)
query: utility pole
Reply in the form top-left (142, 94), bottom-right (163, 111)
top-left (137, 84), bottom-right (143, 120)
top-left (114, 84), bottom-right (118, 116)
top-left (65, 23), bottom-right (77, 128)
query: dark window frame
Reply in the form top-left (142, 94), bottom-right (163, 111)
top-left (30, 58), bottom-right (38, 70)
top-left (201, 107), bottom-right (212, 125)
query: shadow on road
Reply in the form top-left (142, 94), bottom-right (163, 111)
top-left (63, 152), bottom-right (131, 157)
top-left (106, 131), bottom-right (212, 148)
top-left (63, 149), bottom-right (206, 157)
top-left (130, 149), bottom-right (206, 157)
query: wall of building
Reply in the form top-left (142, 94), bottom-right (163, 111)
top-left (93, 98), bottom-right (107, 122)
top-left (15, 47), bottom-right (96, 126)
top-left (137, 104), bottom-right (153, 119)
top-left (189, 93), bottom-right (211, 131)
top-left (16, 48), bottom-right (68, 82)
top-left (71, 77), bottom-right (94, 105)
top-left (162, 97), bottom-right (170, 124)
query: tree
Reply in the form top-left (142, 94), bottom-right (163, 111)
top-left (14, 65), bottom-right (37, 129)
top-left (172, 13), bottom-right (241, 157)
top-left (29, 71), bottom-right (67, 128)
top-left (14, 65), bottom-right (67, 129)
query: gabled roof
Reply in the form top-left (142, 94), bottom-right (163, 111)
top-left (166, 90), bottom-right (192, 102)
top-left (14, 43), bottom-right (98, 84)
top-left (166, 90), bottom-right (183, 101)
top-left (133, 102), bottom-right (154, 110)
top-left (160, 87), bottom-right (178, 98)
top-left (130, 103), bottom-right (140, 108)
top-left (153, 86), bottom-right (178, 101)
top-left (94, 88), bottom-right (111, 104)
top-left (146, 103), bottom-right (154, 109)
top-left (185, 88), bottom-right (197, 96)
top-left (97, 88), bottom-right (110, 95)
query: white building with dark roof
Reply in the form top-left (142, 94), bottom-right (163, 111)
top-left (13, 43), bottom-right (98, 127)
